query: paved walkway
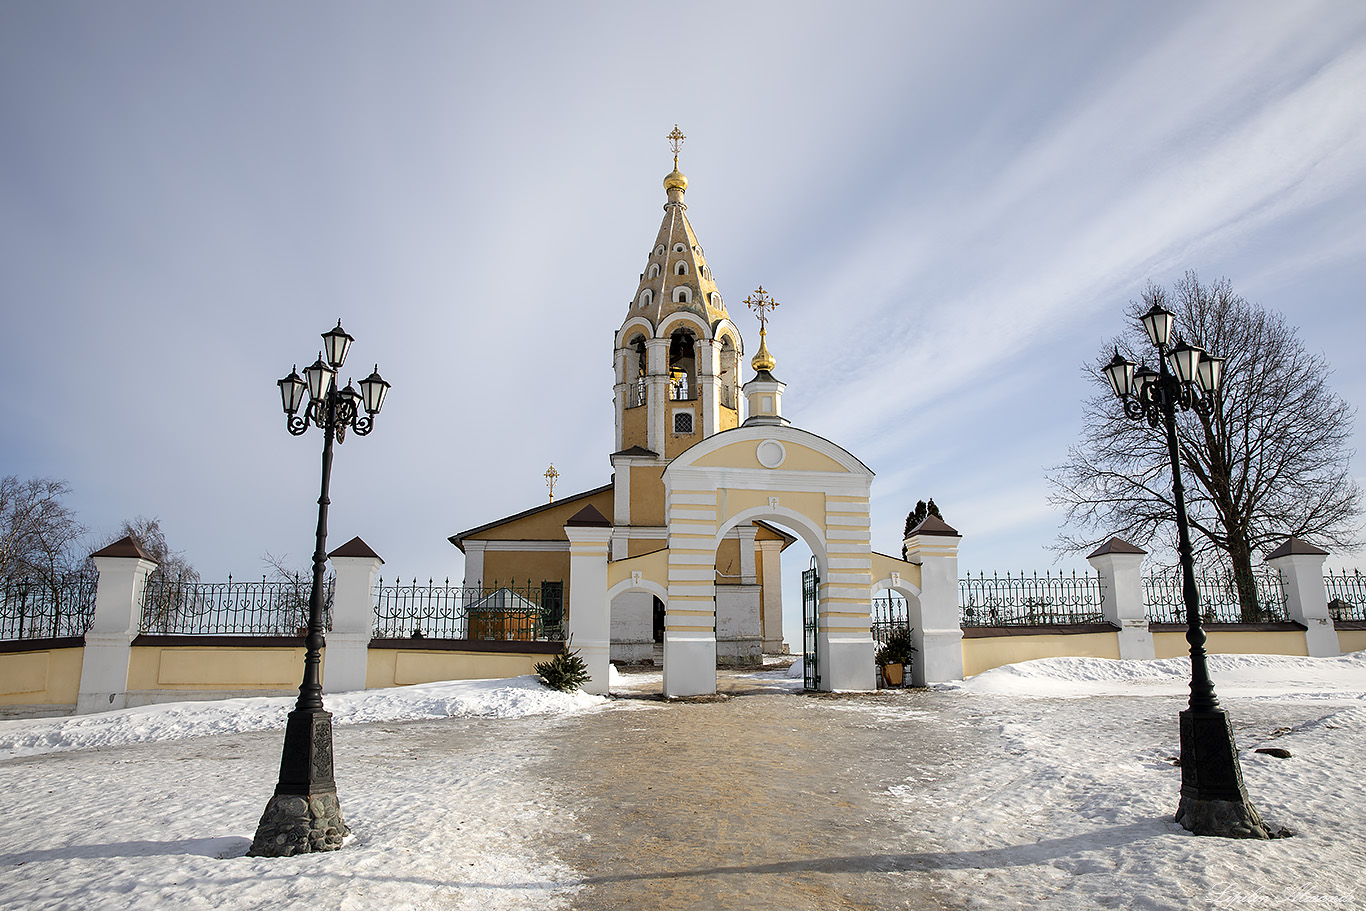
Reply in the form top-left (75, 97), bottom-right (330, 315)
top-left (533, 668), bottom-right (985, 910)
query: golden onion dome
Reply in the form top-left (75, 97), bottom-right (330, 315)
top-left (664, 167), bottom-right (688, 192)
top-left (751, 328), bottom-right (776, 373)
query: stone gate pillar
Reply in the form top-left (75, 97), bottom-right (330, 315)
top-left (1267, 537), bottom-right (1339, 658)
top-left (324, 536), bottom-right (383, 694)
top-left (902, 516), bottom-right (964, 683)
top-left (77, 537), bottom-right (157, 714)
top-left (1087, 537), bottom-right (1155, 660)
top-left (565, 506), bottom-right (614, 695)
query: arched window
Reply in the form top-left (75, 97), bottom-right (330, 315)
top-left (638, 289), bottom-right (653, 308)
top-left (673, 243), bottom-right (686, 253)
top-left (647, 263), bottom-right (661, 279)
top-left (626, 334), bottom-right (648, 408)
top-left (709, 292), bottom-right (722, 308)
top-left (675, 261), bottom-right (688, 276)
top-left (673, 286), bottom-right (691, 304)
top-left (718, 336), bottom-right (738, 410)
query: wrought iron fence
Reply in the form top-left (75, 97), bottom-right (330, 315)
top-left (1143, 568), bottom-right (1287, 624)
top-left (1324, 569), bottom-right (1366, 622)
top-left (959, 570), bottom-right (1104, 626)
top-left (139, 576), bottom-right (334, 636)
top-left (372, 578), bottom-right (564, 641)
top-left (0, 571), bottom-right (98, 640)
top-left (872, 593), bottom-right (910, 644)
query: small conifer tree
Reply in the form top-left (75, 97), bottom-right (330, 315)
top-left (535, 639), bottom-right (591, 692)
top-left (902, 499), bottom-right (943, 558)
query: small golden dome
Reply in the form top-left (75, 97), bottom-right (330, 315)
top-left (751, 328), bottom-right (776, 372)
top-left (664, 167), bottom-right (688, 192)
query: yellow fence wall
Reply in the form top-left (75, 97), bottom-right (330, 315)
top-left (366, 648), bottom-right (547, 688)
top-left (0, 645), bottom-right (83, 709)
top-left (962, 632), bottom-right (1121, 678)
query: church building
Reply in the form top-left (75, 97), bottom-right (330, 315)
top-left (451, 130), bottom-right (963, 697)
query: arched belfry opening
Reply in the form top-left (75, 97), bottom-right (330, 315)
top-left (668, 328), bottom-right (696, 401)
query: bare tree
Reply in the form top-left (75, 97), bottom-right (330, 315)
top-left (94, 516), bottom-right (199, 632)
top-left (0, 476), bottom-right (87, 587)
top-left (1050, 272), bottom-right (1361, 619)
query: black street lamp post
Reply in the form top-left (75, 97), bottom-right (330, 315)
top-left (1103, 303), bottom-right (1271, 839)
top-left (249, 320), bottom-right (390, 857)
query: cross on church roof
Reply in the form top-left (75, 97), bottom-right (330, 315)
top-left (744, 286), bottom-right (779, 332)
top-left (667, 124), bottom-right (686, 167)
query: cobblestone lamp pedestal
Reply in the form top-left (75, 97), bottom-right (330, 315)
top-left (1174, 708), bottom-right (1270, 838)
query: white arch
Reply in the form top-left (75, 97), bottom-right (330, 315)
top-left (615, 317), bottom-right (655, 347)
top-left (637, 288), bottom-right (653, 308)
top-left (675, 261), bottom-right (689, 276)
top-left (647, 263), bottom-right (661, 279)
top-left (713, 506), bottom-right (829, 579)
top-left (608, 576), bottom-right (668, 605)
top-left (672, 286), bottom-right (692, 304)
top-left (872, 577), bottom-right (922, 599)
top-left (658, 311), bottom-right (710, 340)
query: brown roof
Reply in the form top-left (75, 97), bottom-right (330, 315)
top-left (1265, 537), bottom-right (1329, 560)
top-left (908, 514), bottom-right (959, 537)
top-left (565, 504), bottom-right (612, 527)
top-left (90, 535), bottom-right (153, 561)
top-left (328, 536), bottom-right (383, 562)
top-left (1087, 537), bottom-right (1147, 558)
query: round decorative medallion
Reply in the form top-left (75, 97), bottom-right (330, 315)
top-left (756, 439), bottom-right (786, 469)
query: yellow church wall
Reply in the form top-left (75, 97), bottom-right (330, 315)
top-left (470, 489), bottom-right (614, 542)
top-left (1338, 629), bottom-right (1366, 654)
top-left (962, 632), bottom-right (1122, 678)
top-left (714, 537), bottom-right (742, 583)
top-left (626, 538), bottom-right (668, 557)
top-left (365, 648), bottom-right (546, 688)
top-left (630, 465), bottom-right (668, 526)
top-left (1152, 629), bottom-right (1308, 659)
top-left (127, 645), bottom-right (307, 689)
top-left (720, 405), bottom-right (739, 431)
top-left (480, 551), bottom-right (570, 588)
top-left (0, 645), bottom-right (83, 706)
top-left (665, 425), bottom-right (701, 460)
top-left (621, 401), bottom-right (647, 450)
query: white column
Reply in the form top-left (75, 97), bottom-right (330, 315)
top-left (736, 524), bottom-right (759, 585)
top-left (1267, 538), bottom-right (1339, 657)
top-left (758, 538), bottom-right (784, 653)
top-left (646, 337), bottom-right (670, 455)
top-left (1087, 538), bottom-right (1155, 660)
top-left (903, 527), bottom-right (964, 683)
top-left (324, 539), bottom-right (383, 694)
top-left (565, 523), bottom-right (614, 695)
top-left (77, 539), bottom-right (158, 714)
top-left (698, 337), bottom-right (722, 437)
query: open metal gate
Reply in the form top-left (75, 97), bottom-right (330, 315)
top-left (802, 557), bottom-right (819, 691)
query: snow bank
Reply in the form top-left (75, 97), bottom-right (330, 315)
top-left (944, 651), bottom-right (1366, 700)
top-left (0, 675), bottom-right (605, 759)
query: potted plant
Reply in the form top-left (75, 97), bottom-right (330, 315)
top-left (875, 627), bottom-right (916, 687)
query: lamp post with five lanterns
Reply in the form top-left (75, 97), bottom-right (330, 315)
top-left (1102, 301), bottom-right (1273, 838)
top-left (248, 320), bottom-right (390, 857)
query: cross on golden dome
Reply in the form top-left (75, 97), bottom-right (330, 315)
top-left (745, 286), bottom-right (779, 373)
top-left (667, 124), bottom-right (686, 168)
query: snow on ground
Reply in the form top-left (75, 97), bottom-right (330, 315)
top-left (0, 655), bottom-right (1363, 910)
top-left (0, 675), bottom-right (605, 759)
top-left (894, 653), bottom-right (1366, 909)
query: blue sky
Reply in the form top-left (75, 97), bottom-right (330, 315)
top-left (2, 2), bottom-right (1364, 613)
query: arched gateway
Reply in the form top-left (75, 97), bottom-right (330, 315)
top-left (580, 423), bottom-right (879, 696)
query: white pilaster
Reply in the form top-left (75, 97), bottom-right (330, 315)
top-left (1087, 538), bottom-right (1155, 661)
top-left (565, 523), bottom-right (614, 695)
top-left (461, 540), bottom-right (486, 588)
top-left (736, 524), bottom-right (759, 585)
top-left (646, 338), bottom-right (670, 455)
top-left (698, 337), bottom-right (722, 437)
top-left (1267, 538), bottom-right (1339, 657)
top-left (77, 539), bottom-right (158, 714)
top-left (758, 538), bottom-right (784, 653)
